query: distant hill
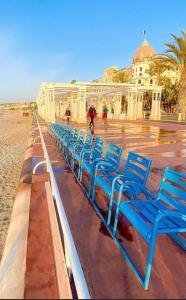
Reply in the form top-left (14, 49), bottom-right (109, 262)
top-left (0, 102), bottom-right (37, 111)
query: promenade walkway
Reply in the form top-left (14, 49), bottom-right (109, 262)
top-left (25, 118), bottom-right (186, 299)
top-left (70, 119), bottom-right (186, 191)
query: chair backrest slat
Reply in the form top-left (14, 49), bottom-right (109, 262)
top-left (158, 190), bottom-right (186, 213)
top-left (85, 134), bottom-right (92, 145)
top-left (124, 152), bottom-right (152, 186)
top-left (157, 167), bottom-right (186, 213)
top-left (105, 143), bottom-right (122, 167)
top-left (93, 138), bottom-right (104, 159)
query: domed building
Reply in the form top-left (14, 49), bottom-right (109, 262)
top-left (98, 36), bottom-right (180, 86)
top-left (131, 38), bottom-right (156, 86)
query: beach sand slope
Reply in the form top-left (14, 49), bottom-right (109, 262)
top-left (0, 111), bottom-right (32, 260)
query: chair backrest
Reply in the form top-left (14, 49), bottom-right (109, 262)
top-left (92, 137), bottom-right (104, 159)
top-left (85, 134), bottom-right (93, 146)
top-left (73, 129), bottom-right (79, 139)
top-left (124, 152), bottom-right (152, 186)
top-left (78, 131), bottom-right (85, 143)
top-left (157, 167), bottom-right (186, 213)
top-left (105, 143), bottom-right (122, 168)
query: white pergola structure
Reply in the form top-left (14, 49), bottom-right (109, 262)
top-left (37, 82), bottom-right (162, 123)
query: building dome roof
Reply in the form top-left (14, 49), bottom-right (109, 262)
top-left (133, 38), bottom-right (156, 63)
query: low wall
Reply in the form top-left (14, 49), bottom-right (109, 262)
top-left (0, 135), bottom-right (33, 299)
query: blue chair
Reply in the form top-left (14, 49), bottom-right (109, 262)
top-left (65, 131), bottom-right (85, 161)
top-left (116, 167), bottom-right (186, 289)
top-left (70, 134), bottom-right (93, 170)
top-left (60, 128), bottom-right (79, 155)
top-left (79, 142), bottom-right (122, 198)
top-left (78, 137), bottom-right (104, 184)
top-left (52, 124), bottom-right (70, 147)
top-left (92, 152), bottom-right (152, 229)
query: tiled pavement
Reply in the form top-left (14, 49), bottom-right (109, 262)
top-left (65, 118), bottom-right (186, 193)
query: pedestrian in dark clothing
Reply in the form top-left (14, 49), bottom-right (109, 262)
top-left (88, 105), bottom-right (96, 128)
top-left (65, 106), bottom-right (71, 125)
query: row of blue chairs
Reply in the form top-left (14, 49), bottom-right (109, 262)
top-left (49, 122), bottom-right (186, 290)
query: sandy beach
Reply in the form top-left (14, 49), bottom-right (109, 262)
top-left (0, 111), bottom-right (32, 260)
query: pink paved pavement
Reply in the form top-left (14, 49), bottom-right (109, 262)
top-left (37, 118), bottom-right (186, 299)
top-left (63, 118), bottom-right (186, 192)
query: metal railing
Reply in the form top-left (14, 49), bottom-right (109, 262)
top-left (34, 115), bottom-right (91, 299)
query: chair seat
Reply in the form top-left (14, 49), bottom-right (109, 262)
top-left (63, 141), bottom-right (68, 148)
top-left (120, 199), bottom-right (186, 244)
top-left (95, 174), bottom-right (118, 196)
top-left (95, 174), bottom-right (145, 198)
top-left (68, 145), bottom-right (73, 153)
top-left (74, 152), bottom-right (81, 161)
top-left (82, 162), bottom-right (93, 174)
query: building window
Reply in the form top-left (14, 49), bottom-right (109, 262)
top-left (150, 79), bottom-right (153, 85)
top-left (138, 80), bottom-right (141, 84)
top-left (139, 73), bottom-right (142, 76)
top-left (140, 67), bottom-right (142, 71)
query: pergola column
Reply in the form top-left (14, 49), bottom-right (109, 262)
top-left (126, 89), bottom-right (137, 120)
top-left (38, 89), bottom-right (43, 119)
top-left (47, 87), bottom-right (56, 123)
top-left (77, 87), bottom-right (86, 122)
top-left (95, 95), bottom-right (102, 118)
top-left (43, 88), bottom-right (49, 122)
top-left (136, 92), bottom-right (143, 119)
top-left (150, 90), bottom-right (161, 120)
top-left (58, 98), bottom-right (64, 118)
top-left (70, 92), bottom-right (78, 121)
top-left (113, 92), bottom-right (122, 119)
top-left (55, 97), bottom-right (61, 119)
top-left (42, 89), bottom-right (46, 120)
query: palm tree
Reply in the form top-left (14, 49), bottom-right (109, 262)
top-left (146, 55), bottom-right (169, 85)
top-left (161, 31), bottom-right (186, 117)
top-left (112, 70), bottom-right (130, 83)
top-left (161, 78), bottom-right (179, 112)
top-left (70, 80), bottom-right (77, 84)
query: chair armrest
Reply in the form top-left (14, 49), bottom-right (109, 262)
top-left (81, 149), bottom-right (92, 163)
top-left (62, 134), bottom-right (72, 143)
top-left (78, 145), bottom-right (91, 159)
top-left (111, 174), bottom-right (126, 189)
top-left (123, 180), bottom-right (155, 200)
top-left (94, 160), bottom-right (114, 171)
top-left (67, 137), bottom-right (77, 147)
top-left (72, 142), bottom-right (83, 153)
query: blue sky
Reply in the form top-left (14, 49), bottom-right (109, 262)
top-left (0, 0), bottom-right (186, 102)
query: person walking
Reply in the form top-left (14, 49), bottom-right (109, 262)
top-left (88, 105), bottom-right (96, 128)
top-left (102, 104), bottom-right (109, 124)
top-left (65, 106), bottom-right (71, 125)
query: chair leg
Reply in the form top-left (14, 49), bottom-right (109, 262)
top-left (112, 185), bottom-right (123, 235)
top-left (107, 189), bottom-right (115, 227)
top-left (113, 204), bottom-right (120, 235)
top-left (144, 232), bottom-right (157, 289)
top-left (88, 173), bottom-right (93, 199)
top-left (91, 179), bottom-right (97, 203)
top-left (71, 157), bottom-right (75, 170)
top-left (78, 163), bottom-right (81, 180)
top-left (79, 166), bottom-right (83, 182)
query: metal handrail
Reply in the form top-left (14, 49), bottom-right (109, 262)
top-left (35, 115), bottom-right (91, 299)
